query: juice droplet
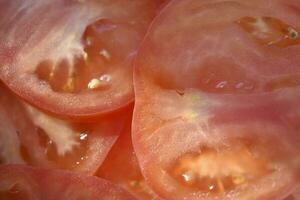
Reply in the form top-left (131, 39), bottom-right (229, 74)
top-left (99, 74), bottom-right (111, 82)
top-left (75, 155), bottom-right (89, 166)
top-left (216, 81), bottom-right (227, 89)
top-left (79, 132), bottom-right (88, 141)
top-left (197, 63), bottom-right (257, 94)
top-left (235, 82), bottom-right (245, 89)
top-left (235, 81), bottom-right (255, 91)
top-left (181, 171), bottom-right (197, 184)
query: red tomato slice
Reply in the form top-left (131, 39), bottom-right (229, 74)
top-left (97, 117), bottom-right (162, 200)
top-left (133, 0), bottom-right (300, 199)
top-left (0, 164), bottom-right (135, 200)
top-left (0, 0), bottom-right (162, 118)
top-left (0, 83), bottom-right (131, 174)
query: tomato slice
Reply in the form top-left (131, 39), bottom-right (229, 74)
top-left (133, 0), bottom-right (300, 199)
top-left (97, 116), bottom-right (162, 200)
top-left (0, 0), bottom-right (162, 118)
top-left (0, 164), bottom-right (135, 200)
top-left (0, 83), bottom-right (131, 174)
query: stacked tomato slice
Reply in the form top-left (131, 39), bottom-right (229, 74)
top-left (0, 0), bottom-right (300, 199)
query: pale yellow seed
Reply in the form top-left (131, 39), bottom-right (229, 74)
top-left (82, 51), bottom-right (88, 61)
top-left (99, 49), bottom-right (111, 60)
top-left (49, 65), bottom-right (56, 80)
top-left (63, 77), bottom-right (75, 92)
top-left (217, 178), bottom-right (225, 193)
top-left (232, 174), bottom-right (246, 185)
top-left (86, 37), bottom-right (93, 46)
top-left (87, 78), bottom-right (101, 89)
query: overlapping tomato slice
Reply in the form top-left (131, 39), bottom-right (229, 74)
top-left (133, 0), bottom-right (300, 199)
top-left (0, 164), bottom-right (135, 200)
top-left (0, 83), bottom-right (131, 174)
top-left (0, 0), bottom-right (163, 118)
top-left (97, 116), bottom-right (162, 200)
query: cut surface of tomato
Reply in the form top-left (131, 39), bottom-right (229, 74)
top-left (97, 117), bottom-right (162, 200)
top-left (133, 0), bottom-right (300, 199)
top-left (0, 164), bottom-right (136, 200)
top-left (0, 0), bottom-right (163, 118)
top-left (0, 83), bottom-right (131, 174)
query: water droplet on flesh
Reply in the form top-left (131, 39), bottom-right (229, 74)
top-left (79, 132), bottom-right (88, 141)
top-left (99, 74), bottom-right (111, 82)
top-left (216, 81), bottom-right (227, 89)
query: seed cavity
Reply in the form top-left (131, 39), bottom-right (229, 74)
top-left (170, 144), bottom-right (273, 194)
top-left (236, 16), bottom-right (300, 47)
top-left (34, 19), bottom-right (117, 94)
